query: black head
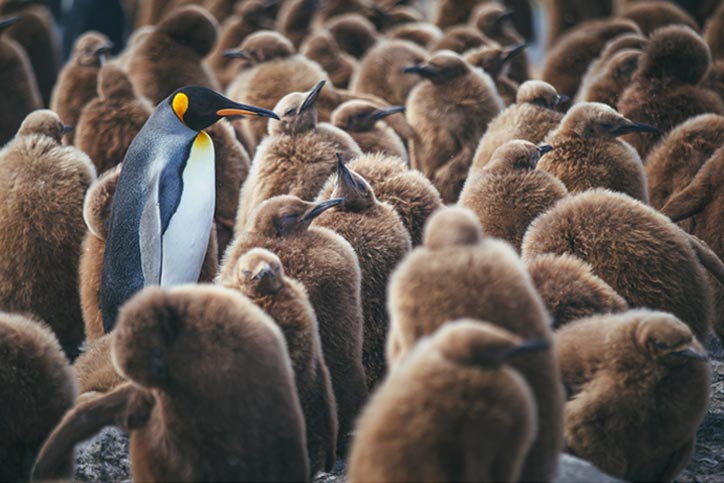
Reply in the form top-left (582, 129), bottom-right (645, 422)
top-left (169, 86), bottom-right (279, 131)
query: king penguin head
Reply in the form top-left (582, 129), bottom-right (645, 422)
top-left (169, 86), bottom-right (279, 131)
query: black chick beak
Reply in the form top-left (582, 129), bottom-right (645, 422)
top-left (671, 347), bottom-right (709, 362)
top-left (62, 125), bottom-right (74, 134)
top-left (336, 152), bottom-right (358, 189)
top-left (610, 121), bottom-right (660, 137)
top-left (368, 105), bottom-right (405, 121)
top-left (502, 340), bottom-right (550, 362)
top-left (554, 94), bottom-right (570, 107)
top-left (300, 80), bottom-right (326, 112)
top-left (302, 197), bottom-right (346, 221)
top-left (402, 64), bottom-right (439, 79)
top-left (495, 9), bottom-right (514, 26)
top-left (252, 263), bottom-right (273, 281)
top-left (217, 99), bottom-right (279, 120)
top-left (94, 42), bottom-right (113, 56)
top-left (537, 144), bottom-right (554, 156)
top-left (0, 16), bottom-right (21, 33)
top-left (223, 49), bottom-right (249, 59)
top-left (502, 43), bottom-right (526, 64)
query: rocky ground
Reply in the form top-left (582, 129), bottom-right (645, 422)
top-left (677, 337), bottom-right (724, 483)
top-left (74, 338), bottom-right (724, 483)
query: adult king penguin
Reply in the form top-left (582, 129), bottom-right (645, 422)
top-left (100, 86), bottom-right (278, 332)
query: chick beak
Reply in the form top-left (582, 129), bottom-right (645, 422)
top-left (302, 197), bottom-right (346, 222)
top-left (336, 153), bottom-right (357, 189)
top-left (671, 345), bottom-right (709, 362)
top-left (299, 80), bottom-right (326, 113)
top-left (223, 49), bottom-right (249, 59)
top-left (252, 263), bottom-right (273, 281)
top-left (0, 16), bottom-right (21, 33)
top-left (537, 144), bottom-right (554, 156)
top-left (610, 121), bottom-right (660, 137)
top-left (217, 100), bottom-right (279, 120)
top-left (554, 95), bottom-right (570, 107)
top-left (402, 64), bottom-right (440, 79)
top-left (368, 105), bottom-right (406, 121)
top-left (502, 43), bottom-right (526, 65)
top-left (62, 125), bottom-right (74, 134)
top-left (503, 340), bottom-right (550, 362)
top-left (95, 43), bottom-right (113, 66)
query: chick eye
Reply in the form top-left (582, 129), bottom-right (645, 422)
top-left (653, 340), bottom-right (668, 350)
top-left (285, 108), bottom-right (296, 116)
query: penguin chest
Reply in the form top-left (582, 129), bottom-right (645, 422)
top-left (160, 131), bottom-right (216, 286)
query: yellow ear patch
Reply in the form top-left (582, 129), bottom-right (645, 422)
top-left (172, 92), bottom-right (189, 121)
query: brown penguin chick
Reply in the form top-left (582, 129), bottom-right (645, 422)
top-left (541, 18), bottom-right (641, 99)
top-left (386, 206), bottom-right (563, 482)
top-left (470, 80), bottom-right (566, 170)
top-left (32, 285), bottom-right (310, 482)
top-left (386, 21), bottom-right (443, 49)
top-left (459, 141), bottom-right (568, 252)
top-left (127, 5), bottom-right (221, 105)
top-left (405, 50), bottom-right (503, 202)
top-left (326, 13), bottom-right (378, 59)
top-left (0, 110), bottom-right (95, 359)
top-left (660, 146), bottom-right (724, 340)
top-left (433, 0), bottom-right (484, 29)
top-left (348, 319), bottom-right (540, 483)
top-left (430, 24), bottom-right (487, 54)
top-left (221, 195), bottom-right (368, 454)
top-left (576, 49), bottom-right (642, 108)
top-left (314, 156), bottom-right (412, 389)
top-left (621, 1), bottom-right (698, 36)
top-left (79, 165), bottom-right (220, 342)
top-left (73, 334), bottom-right (124, 394)
top-left (0, 312), bottom-right (77, 482)
top-left (224, 30), bottom-right (337, 151)
top-left (114, 25), bottom-right (153, 71)
top-left (75, 64), bottom-right (152, 175)
top-left (520, 189), bottom-right (721, 343)
top-left (235, 81), bottom-right (361, 231)
top-left (79, 165), bottom-right (121, 342)
top-left (618, 25), bottom-right (724, 158)
top-left (537, 102), bottom-right (654, 202)
top-left (556, 310), bottom-right (710, 481)
top-left (704, 0), bottom-right (724, 60)
top-left (49, 31), bottom-right (112, 145)
top-left (330, 100), bottom-right (408, 161)
top-left (300, 30), bottom-right (357, 89)
top-left (276, 0), bottom-right (319, 50)
top-left (207, 0), bottom-right (273, 88)
top-left (219, 248), bottom-right (338, 476)
top-left (346, 152), bottom-right (443, 246)
top-left (704, 58), bottom-right (724, 101)
top-left (577, 32), bottom-right (648, 88)
top-left (350, 38), bottom-right (427, 106)
top-left (465, 42), bottom-right (527, 105)
top-left (470, 3), bottom-right (530, 84)
top-left (0, 16), bottom-right (42, 146)
top-left (526, 253), bottom-right (628, 329)
top-left (645, 113), bottom-right (724, 212)
top-left (0, 0), bottom-right (60, 105)
top-left (545, 0), bottom-right (615, 49)
top-left (206, 119), bottom-right (251, 257)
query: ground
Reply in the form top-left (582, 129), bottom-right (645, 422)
top-left (678, 337), bottom-right (724, 483)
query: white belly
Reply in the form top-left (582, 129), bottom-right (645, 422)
top-left (161, 131), bottom-right (215, 286)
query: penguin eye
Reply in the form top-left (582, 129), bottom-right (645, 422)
top-left (653, 340), bottom-right (669, 351)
